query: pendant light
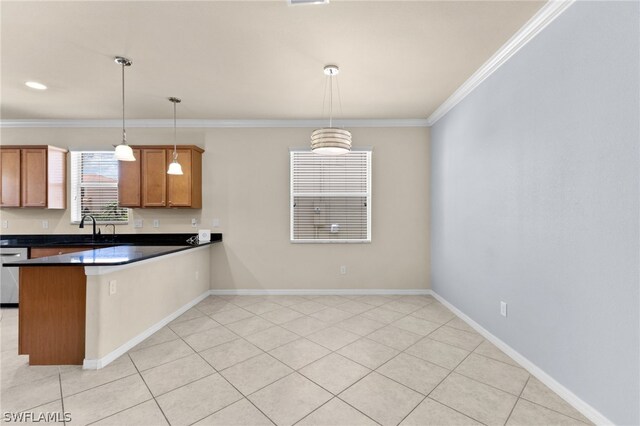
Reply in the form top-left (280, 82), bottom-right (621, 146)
top-left (311, 65), bottom-right (352, 155)
top-left (167, 97), bottom-right (184, 175)
top-left (114, 57), bottom-right (136, 161)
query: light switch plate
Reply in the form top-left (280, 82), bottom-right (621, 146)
top-left (133, 219), bottom-right (143, 228)
top-left (198, 229), bottom-right (211, 243)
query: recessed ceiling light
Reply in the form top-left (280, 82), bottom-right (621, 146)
top-left (25, 81), bottom-right (47, 90)
top-left (288, 0), bottom-right (329, 5)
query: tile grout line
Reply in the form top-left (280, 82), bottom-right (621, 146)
top-left (199, 295), bottom-right (419, 425)
top-left (503, 375), bottom-right (531, 425)
top-left (6, 296), bottom-right (576, 426)
top-left (179, 328), bottom-right (279, 426)
top-left (126, 352), bottom-right (173, 426)
top-left (57, 372), bottom-right (66, 426)
top-left (394, 322), bottom-right (488, 426)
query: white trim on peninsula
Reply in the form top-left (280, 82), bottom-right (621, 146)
top-left (431, 291), bottom-right (612, 426)
top-left (0, 118), bottom-right (429, 129)
top-left (82, 291), bottom-right (210, 370)
top-left (426, 0), bottom-right (576, 126)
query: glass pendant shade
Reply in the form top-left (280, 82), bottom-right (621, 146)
top-left (114, 143), bottom-right (135, 161)
top-left (167, 97), bottom-right (183, 175)
top-left (167, 159), bottom-right (183, 175)
top-left (114, 56), bottom-right (135, 162)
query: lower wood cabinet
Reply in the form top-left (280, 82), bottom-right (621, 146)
top-left (29, 246), bottom-right (96, 259)
top-left (117, 145), bottom-right (203, 208)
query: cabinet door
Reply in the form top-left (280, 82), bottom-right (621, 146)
top-left (0, 149), bottom-right (21, 207)
top-left (118, 149), bottom-right (141, 207)
top-left (167, 149), bottom-right (192, 207)
top-left (141, 149), bottom-right (167, 207)
top-left (29, 246), bottom-right (95, 259)
top-left (21, 149), bottom-right (47, 207)
top-left (46, 148), bottom-right (66, 209)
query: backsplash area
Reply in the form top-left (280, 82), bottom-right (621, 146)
top-left (0, 207), bottom-right (216, 235)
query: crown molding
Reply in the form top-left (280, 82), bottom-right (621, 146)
top-left (2, 1), bottom-right (574, 130)
top-left (0, 118), bottom-right (429, 129)
top-left (426, 0), bottom-right (576, 126)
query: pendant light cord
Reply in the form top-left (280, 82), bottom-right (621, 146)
top-left (173, 101), bottom-right (178, 160)
top-left (329, 72), bottom-right (333, 128)
top-left (121, 62), bottom-right (127, 144)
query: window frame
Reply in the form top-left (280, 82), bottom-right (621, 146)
top-left (290, 148), bottom-right (372, 243)
top-left (69, 150), bottom-right (129, 225)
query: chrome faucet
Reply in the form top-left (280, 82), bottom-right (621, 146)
top-left (79, 215), bottom-right (100, 240)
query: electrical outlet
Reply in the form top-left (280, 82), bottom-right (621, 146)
top-left (500, 301), bottom-right (507, 317)
top-left (109, 280), bottom-right (117, 295)
top-left (195, 271), bottom-right (199, 280)
top-left (191, 218), bottom-right (198, 227)
top-left (42, 220), bottom-right (49, 229)
top-left (2, 220), bottom-right (8, 229)
top-left (212, 218), bottom-right (220, 228)
top-left (153, 219), bottom-right (160, 228)
top-left (340, 265), bottom-right (347, 275)
top-left (133, 219), bottom-right (143, 228)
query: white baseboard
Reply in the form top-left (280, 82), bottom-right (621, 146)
top-left (431, 291), bottom-right (613, 426)
top-left (209, 289), bottom-right (432, 296)
top-left (82, 291), bottom-right (211, 370)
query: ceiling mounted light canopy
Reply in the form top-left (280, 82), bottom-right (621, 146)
top-left (167, 97), bottom-right (184, 175)
top-left (311, 65), bottom-right (351, 155)
top-left (114, 56), bottom-right (136, 162)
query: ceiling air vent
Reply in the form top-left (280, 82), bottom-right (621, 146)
top-left (288, 0), bottom-right (329, 5)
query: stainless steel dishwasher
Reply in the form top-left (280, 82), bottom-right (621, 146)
top-left (1, 247), bottom-right (27, 307)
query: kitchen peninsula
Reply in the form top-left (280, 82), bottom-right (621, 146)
top-left (2, 233), bottom-right (221, 369)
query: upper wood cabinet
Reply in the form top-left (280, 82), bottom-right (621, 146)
top-left (142, 149), bottom-right (168, 207)
top-left (0, 146), bottom-right (67, 209)
top-left (117, 148), bottom-right (141, 207)
top-left (117, 145), bottom-right (203, 209)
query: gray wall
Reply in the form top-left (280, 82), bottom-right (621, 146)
top-left (430, 2), bottom-right (639, 424)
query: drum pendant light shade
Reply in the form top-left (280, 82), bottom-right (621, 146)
top-left (310, 128), bottom-right (352, 154)
top-left (311, 65), bottom-right (351, 155)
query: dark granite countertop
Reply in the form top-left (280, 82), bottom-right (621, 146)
top-left (0, 233), bottom-right (222, 267)
top-left (0, 233), bottom-right (221, 248)
top-left (3, 243), bottom-right (215, 267)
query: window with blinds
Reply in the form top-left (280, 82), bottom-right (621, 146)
top-left (70, 151), bottom-right (128, 224)
top-left (290, 150), bottom-right (371, 242)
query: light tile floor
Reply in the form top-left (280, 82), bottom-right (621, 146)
top-left (1, 295), bottom-right (594, 426)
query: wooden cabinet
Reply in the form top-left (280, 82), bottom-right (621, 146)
top-left (30, 246), bottom-right (95, 259)
top-left (118, 145), bottom-right (203, 209)
top-left (117, 149), bottom-right (141, 207)
top-left (0, 148), bottom-right (21, 207)
top-left (167, 148), bottom-right (202, 208)
top-left (0, 146), bottom-right (67, 209)
top-left (142, 149), bottom-right (168, 207)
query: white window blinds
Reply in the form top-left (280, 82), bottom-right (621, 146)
top-left (70, 151), bottom-right (128, 224)
top-left (290, 150), bottom-right (371, 242)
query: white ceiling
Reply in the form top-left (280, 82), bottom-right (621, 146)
top-left (1, 1), bottom-right (544, 120)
